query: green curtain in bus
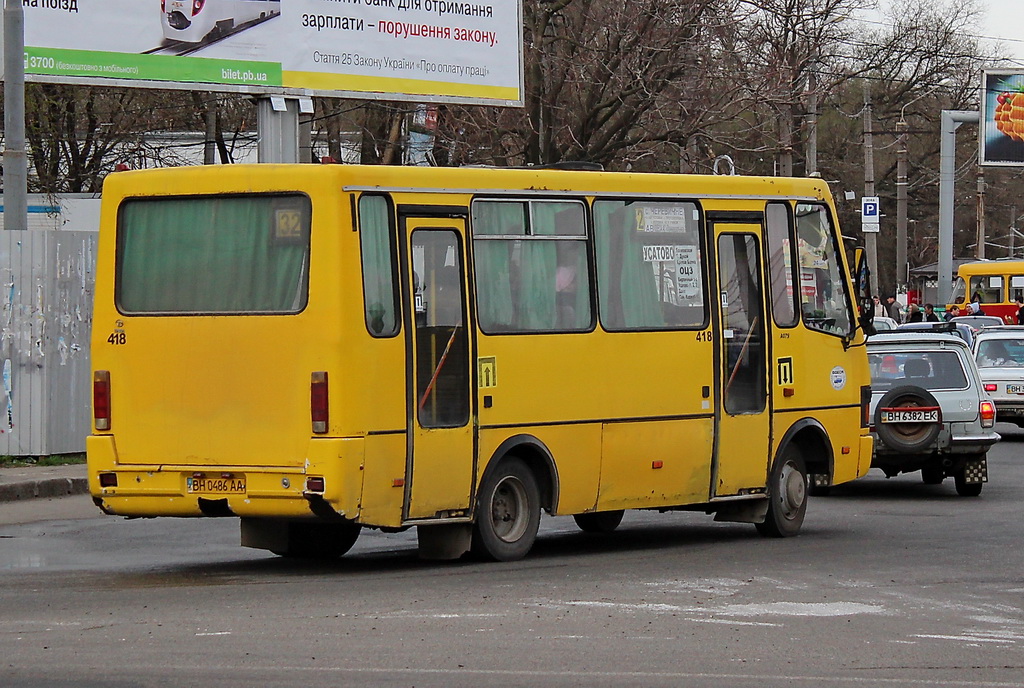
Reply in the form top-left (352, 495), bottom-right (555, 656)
top-left (472, 202), bottom-right (521, 330)
top-left (595, 201), bottom-right (664, 329)
top-left (359, 196), bottom-right (398, 335)
top-left (118, 196), bottom-right (309, 314)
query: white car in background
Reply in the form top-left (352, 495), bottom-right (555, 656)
top-left (972, 327), bottom-right (1024, 428)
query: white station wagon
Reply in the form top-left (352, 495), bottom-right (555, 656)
top-left (866, 332), bottom-right (999, 496)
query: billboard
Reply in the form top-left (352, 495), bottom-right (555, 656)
top-left (1, 0), bottom-right (523, 106)
top-left (981, 70), bottom-right (1024, 166)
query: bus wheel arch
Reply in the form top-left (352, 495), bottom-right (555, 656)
top-left (779, 419), bottom-right (834, 496)
top-left (480, 435), bottom-right (559, 514)
top-left (470, 436), bottom-right (559, 562)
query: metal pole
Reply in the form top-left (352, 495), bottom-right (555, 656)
top-left (3, 0), bottom-right (28, 231)
top-left (896, 119), bottom-right (908, 291)
top-left (976, 170), bottom-right (986, 259)
top-left (805, 66), bottom-right (817, 176)
top-left (1011, 205), bottom-right (1017, 258)
top-left (863, 81), bottom-right (879, 297)
top-left (938, 110), bottom-right (979, 304)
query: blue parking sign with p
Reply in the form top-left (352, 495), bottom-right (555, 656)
top-left (861, 197), bottom-right (879, 219)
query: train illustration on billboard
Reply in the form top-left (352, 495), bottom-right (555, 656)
top-left (161, 0), bottom-right (281, 44)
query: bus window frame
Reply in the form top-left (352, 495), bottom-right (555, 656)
top-left (357, 192), bottom-right (402, 339)
top-left (765, 201), bottom-right (800, 329)
top-left (592, 196), bottom-right (710, 333)
top-left (470, 196), bottom-right (596, 336)
top-left (114, 191), bottom-right (312, 317)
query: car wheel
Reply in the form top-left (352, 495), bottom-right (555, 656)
top-left (471, 457), bottom-right (541, 561)
top-left (920, 465), bottom-right (945, 485)
top-left (573, 510), bottom-right (624, 533)
top-left (756, 444), bottom-right (807, 538)
top-left (954, 469), bottom-right (983, 497)
top-left (873, 385), bottom-right (942, 454)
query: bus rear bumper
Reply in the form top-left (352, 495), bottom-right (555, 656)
top-left (86, 435), bottom-right (365, 520)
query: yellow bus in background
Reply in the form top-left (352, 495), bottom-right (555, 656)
top-left (949, 259), bottom-right (1024, 323)
top-left (87, 164), bottom-right (873, 562)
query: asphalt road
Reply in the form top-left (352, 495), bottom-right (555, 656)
top-left (2, 428), bottom-right (1023, 688)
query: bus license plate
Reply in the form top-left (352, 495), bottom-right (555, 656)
top-left (880, 408), bottom-right (939, 423)
top-left (187, 476), bottom-right (246, 494)
top-left (1007, 384), bottom-right (1024, 394)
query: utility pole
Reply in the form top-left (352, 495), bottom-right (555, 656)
top-left (1012, 205), bottom-right (1017, 258)
top-left (896, 119), bottom-right (908, 292)
top-left (976, 170), bottom-right (986, 259)
top-left (863, 80), bottom-right (879, 297)
top-left (3, 0), bottom-right (28, 232)
top-left (805, 64), bottom-right (818, 176)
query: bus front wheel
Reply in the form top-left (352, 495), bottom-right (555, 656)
top-left (472, 458), bottom-right (541, 562)
top-left (756, 445), bottom-right (807, 538)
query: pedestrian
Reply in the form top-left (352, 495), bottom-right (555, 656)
top-left (946, 304), bottom-right (961, 320)
top-left (885, 295), bottom-right (904, 322)
top-left (969, 300), bottom-right (986, 316)
top-left (1015, 297), bottom-right (1024, 325)
top-left (923, 303), bottom-right (940, 322)
top-left (906, 303), bottom-right (923, 323)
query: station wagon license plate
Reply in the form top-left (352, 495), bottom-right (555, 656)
top-left (187, 476), bottom-right (246, 494)
top-left (1007, 384), bottom-right (1024, 394)
top-left (880, 408), bottom-right (939, 423)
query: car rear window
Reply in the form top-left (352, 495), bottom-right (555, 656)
top-left (868, 350), bottom-right (969, 391)
top-left (976, 338), bottom-right (1024, 367)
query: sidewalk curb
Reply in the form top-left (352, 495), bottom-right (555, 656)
top-left (0, 477), bottom-right (89, 502)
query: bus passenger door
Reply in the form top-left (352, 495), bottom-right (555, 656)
top-left (401, 218), bottom-right (475, 521)
top-left (713, 227), bottom-right (771, 496)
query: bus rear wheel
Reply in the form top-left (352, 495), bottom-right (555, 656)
top-left (573, 510), bottom-right (624, 533)
top-left (272, 521), bottom-right (361, 559)
top-left (756, 445), bottom-right (807, 538)
top-left (471, 458), bottom-right (541, 562)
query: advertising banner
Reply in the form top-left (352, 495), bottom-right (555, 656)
top-left (981, 70), bottom-right (1024, 166)
top-left (2, 0), bottom-right (524, 106)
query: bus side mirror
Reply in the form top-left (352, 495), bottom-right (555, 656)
top-left (854, 248), bottom-right (876, 335)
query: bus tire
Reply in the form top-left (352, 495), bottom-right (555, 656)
top-left (756, 445), bottom-right (807, 538)
top-left (573, 510), bottom-right (624, 533)
top-left (471, 457), bottom-right (541, 562)
top-left (272, 521), bottom-right (361, 559)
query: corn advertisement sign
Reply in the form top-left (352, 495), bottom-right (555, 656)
top-left (981, 70), bottom-right (1024, 167)
top-left (1, 0), bottom-right (524, 106)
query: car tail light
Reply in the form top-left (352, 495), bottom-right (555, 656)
top-left (984, 383), bottom-right (997, 392)
top-left (980, 400), bottom-right (996, 428)
top-left (192, 0), bottom-right (205, 14)
top-left (94, 370), bottom-right (111, 431)
top-left (311, 372), bottom-right (328, 434)
top-left (160, 0), bottom-right (166, 11)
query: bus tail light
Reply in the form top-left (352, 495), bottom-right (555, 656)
top-left (980, 400), bottom-right (996, 428)
top-left (94, 370), bottom-right (111, 431)
top-left (311, 372), bottom-right (328, 434)
top-left (305, 476), bottom-right (325, 493)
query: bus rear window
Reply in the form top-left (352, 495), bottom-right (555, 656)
top-left (116, 194), bottom-right (311, 314)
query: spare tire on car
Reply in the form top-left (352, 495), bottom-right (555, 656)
top-left (874, 385), bottom-right (942, 454)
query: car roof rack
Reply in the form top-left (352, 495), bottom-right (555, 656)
top-left (871, 322), bottom-right (961, 336)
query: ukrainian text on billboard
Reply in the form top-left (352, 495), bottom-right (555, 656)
top-left (8, 0), bottom-right (523, 106)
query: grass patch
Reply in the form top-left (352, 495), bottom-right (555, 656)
top-left (0, 453), bottom-right (86, 468)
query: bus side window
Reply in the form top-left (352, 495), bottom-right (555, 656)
top-left (969, 275), bottom-right (1003, 304)
top-left (766, 202), bottom-right (798, 327)
top-left (1012, 275), bottom-right (1024, 303)
top-left (358, 195), bottom-right (400, 337)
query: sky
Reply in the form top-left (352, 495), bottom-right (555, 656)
top-left (979, 0), bottom-right (1024, 62)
